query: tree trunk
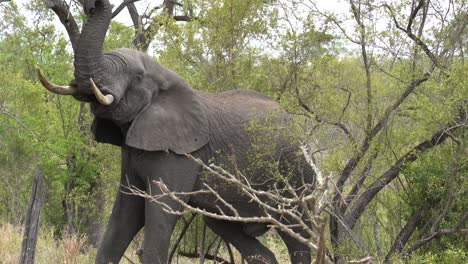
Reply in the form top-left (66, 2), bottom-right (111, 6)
top-left (86, 175), bottom-right (104, 247)
top-left (19, 166), bottom-right (45, 264)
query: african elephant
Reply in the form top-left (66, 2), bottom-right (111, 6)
top-left (38, 0), bottom-right (315, 263)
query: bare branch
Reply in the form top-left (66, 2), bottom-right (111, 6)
top-left (383, 3), bottom-right (441, 68)
top-left (177, 251), bottom-right (231, 264)
top-left (125, 150), bottom-right (335, 264)
top-left (202, 183), bottom-right (240, 217)
top-left (168, 213), bottom-right (196, 263)
top-left (111, 0), bottom-right (141, 19)
top-left (41, 0), bottom-right (80, 51)
top-left (295, 86), bottom-right (357, 146)
top-left (152, 180), bottom-right (319, 251)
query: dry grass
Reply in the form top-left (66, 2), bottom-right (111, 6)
top-left (0, 222), bottom-right (288, 264)
top-left (0, 223), bottom-right (95, 264)
top-left (0, 223), bottom-right (22, 264)
top-left (62, 232), bottom-right (87, 264)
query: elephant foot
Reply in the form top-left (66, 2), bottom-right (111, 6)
top-left (245, 254), bottom-right (277, 264)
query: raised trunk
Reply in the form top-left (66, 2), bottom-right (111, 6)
top-left (74, 0), bottom-right (112, 82)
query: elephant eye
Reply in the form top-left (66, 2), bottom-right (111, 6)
top-left (135, 74), bottom-right (143, 82)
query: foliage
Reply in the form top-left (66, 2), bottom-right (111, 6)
top-left (0, 0), bottom-right (121, 237)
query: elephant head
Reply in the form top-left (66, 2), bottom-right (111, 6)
top-left (39, 0), bottom-right (209, 154)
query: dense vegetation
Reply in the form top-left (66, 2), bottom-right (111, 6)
top-left (0, 0), bottom-right (466, 263)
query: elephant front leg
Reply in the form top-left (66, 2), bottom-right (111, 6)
top-left (141, 197), bottom-right (181, 264)
top-left (96, 180), bottom-right (145, 264)
top-left (137, 151), bottom-right (201, 264)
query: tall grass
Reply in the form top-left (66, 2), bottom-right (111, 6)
top-left (0, 223), bottom-right (142, 264)
top-left (0, 222), bottom-right (290, 264)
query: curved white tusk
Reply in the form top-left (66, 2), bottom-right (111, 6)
top-left (37, 69), bottom-right (77, 95)
top-left (89, 78), bottom-right (115, 106)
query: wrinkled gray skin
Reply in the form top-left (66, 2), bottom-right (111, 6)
top-left (51, 0), bottom-right (316, 263)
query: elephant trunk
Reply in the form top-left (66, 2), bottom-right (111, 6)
top-left (74, 0), bottom-right (112, 84)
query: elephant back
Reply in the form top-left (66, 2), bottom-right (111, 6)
top-left (196, 89), bottom-right (295, 180)
top-left (189, 89), bottom-right (315, 217)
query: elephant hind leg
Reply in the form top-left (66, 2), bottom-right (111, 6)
top-left (204, 217), bottom-right (278, 264)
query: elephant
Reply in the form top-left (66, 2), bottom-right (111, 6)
top-left (38, 0), bottom-right (316, 263)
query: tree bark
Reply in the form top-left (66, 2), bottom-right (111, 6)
top-left (384, 206), bottom-right (426, 263)
top-left (19, 166), bottom-right (45, 264)
top-left (86, 175), bottom-right (104, 247)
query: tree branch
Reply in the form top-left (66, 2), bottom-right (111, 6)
top-left (383, 2), bottom-right (441, 68)
top-left (167, 213), bottom-right (196, 263)
top-left (41, 0), bottom-right (80, 51)
top-left (384, 205), bottom-right (427, 263)
top-left (345, 122), bottom-right (462, 230)
top-left (334, 73), bottom-right (430, 208)
top-left (295, 86), bottom-right (357, 146)
top-left (401, 211), bottom-right (468, 256)
top-left (344, 151), bottom-right (379, 209)
top-left (111, 0), bottom-right (141, 19)
top-left (331, 73), bottom-right (431, 246)
top-left (348, 0), bottom-right (373, 135)
top-left (130, 0), bottom-right (195, 51)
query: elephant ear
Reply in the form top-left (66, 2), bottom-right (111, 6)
top-left (91, 118), bottom-right (123, 146)
top-left (125, 84), bottom-right (209, 154)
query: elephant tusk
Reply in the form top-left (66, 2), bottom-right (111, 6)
top-left (37, 69), bottom-right (77, 95)
top-left (90, 78), bottom-right (114, 105)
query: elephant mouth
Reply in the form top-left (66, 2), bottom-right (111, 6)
top-left (73, 94), bottom-right (98, 102)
